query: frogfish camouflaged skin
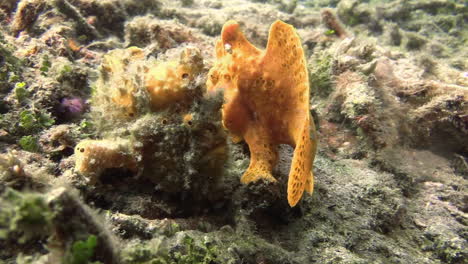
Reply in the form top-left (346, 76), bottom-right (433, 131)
top-left (206, 20), bottom-right (318, 207)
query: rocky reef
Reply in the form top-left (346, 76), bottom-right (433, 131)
top-left (0, 0), bottom-right (466, 263)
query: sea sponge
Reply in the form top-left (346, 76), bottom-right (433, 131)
top-left (74, 138), bottom-right (140, 183)
top-left (182, 113), bottom-right (194, 127)
top-left (206, 20), bottom-right (317, 207)
top-left (93, 46), bottom-right (204, 123)
top-left (93, 47), bottom-right (147, 121)
top-left (145, 47), bottom-right (204, 111)
top-left (79, 45), bottom-right (226, 195)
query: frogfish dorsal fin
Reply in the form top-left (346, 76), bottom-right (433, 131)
top-left (220, 20), bottom-right (261, 58)
top-left (263, 20), bottom-right (315, 207)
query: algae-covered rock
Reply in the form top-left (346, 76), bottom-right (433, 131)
top-left (1, 0), bottom-right (467, 263)
top-left (0, 32), bottom-right (23, 93)
top-left (11, 0), bottom-right (47, 36)
top-left (124, 15), bottom-right (197, 51)
top-left (0, 188), bottom-right (52, 244)
top-left (337, 0), bottom-right (372, 26)
top-left (75, 45), bottom-right (227, 207)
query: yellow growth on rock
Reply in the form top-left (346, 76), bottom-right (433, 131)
top-left (96, 47), bottom-right (146, 119)
top-left (77, 47), bottom-right (207, 181)
top-left (145, 47), bottom-right (204, 111)
top-left (206, 20), bottom-right (318, 207)
top-left (182, 113), bottom-right (194, 127)
top-left (74, 139), bottom-right (139, 183)
top-left (94, 46), bottom-right (203, 120)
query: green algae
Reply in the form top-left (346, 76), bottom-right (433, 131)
top-left (65, 235), bottom-right (102, 264)
top-left (18, 110), bottom-right (55, 132)
top-left (0, 32), bottom-right (22, 92)
top-left (18, 135), bottom-right (39, 152)
top-left (122, 234), bottom-right (220, 264)
top-left (0, 189), bottom-right (52, 243)
top-left (309, 52), bottom-right (333, 97)
top-left (13, 82), bottom-right (28, 103)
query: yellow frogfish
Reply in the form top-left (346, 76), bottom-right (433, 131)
top-left (206, 20), bottom-right (318, 207)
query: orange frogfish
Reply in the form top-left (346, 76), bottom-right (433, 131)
top-left (206, 20), bottom-right (318, 207)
